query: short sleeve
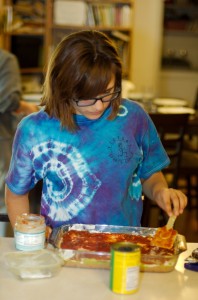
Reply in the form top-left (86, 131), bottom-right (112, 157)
top-left (137, 113), bottom-right (170, 179)
top-left (5, 120), bottom-right (37, 194)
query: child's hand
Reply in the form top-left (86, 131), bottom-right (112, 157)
top-left (154, 188), bottom-right (188, 216)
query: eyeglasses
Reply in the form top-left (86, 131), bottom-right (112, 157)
top-left (73, 89), bottom-right (121, 107)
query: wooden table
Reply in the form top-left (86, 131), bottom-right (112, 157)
top-left (0, 238), bottom-right (197, 300)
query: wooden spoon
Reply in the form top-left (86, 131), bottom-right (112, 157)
top-left (166, 215), bottom-right (177, 230)
top-left (151, 215), bottom-right (177, 249)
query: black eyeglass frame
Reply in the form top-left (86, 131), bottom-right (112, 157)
top-left (73, 89), bottom-right (121, 107)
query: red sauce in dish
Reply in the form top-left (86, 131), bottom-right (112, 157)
top-left (60, 230), bottom-right (175, 255)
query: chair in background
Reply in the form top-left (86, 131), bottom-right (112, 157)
top-left (179, 89), bottom-right (198, 215)
top-left (179, 88), bottom-right (198, 215)
top-left (178, 151), bottom-right (198, 212)
top-left (141, 113), bottom-right (190, 227)
top-left (150, 113), bottom-right (190, 188)
top-left (184, 87), bottom-right (198, 151)
top-left (193, 87), bottom-right (198, 111)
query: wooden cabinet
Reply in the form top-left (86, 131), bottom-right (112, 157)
top-left (162, 1), bottom-right (198, 71)
top-left (164, 1), bottom-right (198, 34)
top-left (0, 0), bottom-right (134, 92)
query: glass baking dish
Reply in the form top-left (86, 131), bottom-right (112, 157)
top-left (48, 224), bottom-right (187, 272)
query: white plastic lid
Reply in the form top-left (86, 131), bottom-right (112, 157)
top-left (4, 249), bottom-right (64, 279)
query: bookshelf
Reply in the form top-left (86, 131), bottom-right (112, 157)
top-left (0, 0), bottom-right (134, 92)
top-left (0, 0), bottom-right (46, 92)
top-left (45, 0), bottom-right (135, 79)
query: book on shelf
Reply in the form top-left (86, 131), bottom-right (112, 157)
top-left (53, 0), bottom-right (87, 26)
top-left (121, 4), bottom-right (132, 27)
top-left (86, 3), bottom-right (132, 27)
top-left (111, 30), bottom-right (130, 42)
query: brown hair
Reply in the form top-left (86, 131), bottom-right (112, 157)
top-left (41, 30), bottom-right (122, 131)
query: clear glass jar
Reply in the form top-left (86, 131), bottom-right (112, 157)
top-left (14, 213), bottom-right (46, 251)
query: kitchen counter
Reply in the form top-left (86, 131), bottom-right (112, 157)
top-left (0, 238), bottom-right (197, 300)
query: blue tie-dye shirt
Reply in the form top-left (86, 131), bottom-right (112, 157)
top-left (6, 99), bottom-right (170, 228)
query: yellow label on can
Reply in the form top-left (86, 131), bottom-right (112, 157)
top-left (110, 242), bottom-right (140, 294)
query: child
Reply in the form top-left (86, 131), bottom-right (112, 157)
top-left (5, 30), bottom-right (187, 229)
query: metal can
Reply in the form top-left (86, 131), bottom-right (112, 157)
top-left (110, 242), bottom-right (141, 294)
top-left (14, 213), bottom-right (46, 251)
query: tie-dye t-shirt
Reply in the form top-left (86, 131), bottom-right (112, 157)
top-left (6, 99), bottom-right (170, 228)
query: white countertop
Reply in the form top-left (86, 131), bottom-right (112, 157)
top-left (0, 238), bottom-right (197, 300)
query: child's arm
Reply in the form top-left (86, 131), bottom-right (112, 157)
top-left (142, 171), bottom-right (187, 217)
top-left (5, 184), bottom-right (30, 228)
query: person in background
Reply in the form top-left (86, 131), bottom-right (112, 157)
top-left (5, 30), bottom-right (187, 230)
top-left (0, 48), bottom-right (38, 117)
top-left (0, 49), bottom-right (38, 217)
